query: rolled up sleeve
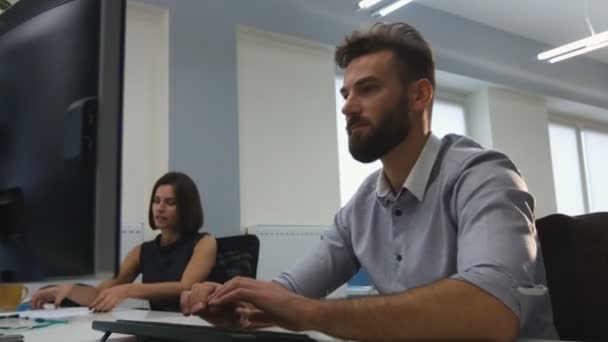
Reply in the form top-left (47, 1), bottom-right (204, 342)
top-left (449, 151), bottom-right (541, 324)
top-left (274, 209), bottom-right (360, 298)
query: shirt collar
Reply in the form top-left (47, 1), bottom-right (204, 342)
top-left (375, 133), bottom-right (441, 202)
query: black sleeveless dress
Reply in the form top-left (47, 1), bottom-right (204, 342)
top-left (139, 232), bottom-right (207, 311)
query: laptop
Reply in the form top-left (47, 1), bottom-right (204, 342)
top-left (92, 319), bottom-right (318, 342)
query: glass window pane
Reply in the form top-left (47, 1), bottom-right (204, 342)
top-left (432, 100), bottom-right (467, 138)
top-left (548, 123), bottom-right (586, 215)
top-left (582, 129), bottom-right (608, 212)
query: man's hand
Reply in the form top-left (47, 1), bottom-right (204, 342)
top-left (30, 284), bottom-right (75, 309)
top-left (181, 282), bottom-right (245, 328)
top-left (90, 284), bottom-right (130, 312)
top-left (181, 282), bottom-right (221, 315)
top-left (208, 277), bottom-right (317, 332)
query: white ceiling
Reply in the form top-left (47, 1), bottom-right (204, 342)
top-left (417, 0), bottom-right (608, 64)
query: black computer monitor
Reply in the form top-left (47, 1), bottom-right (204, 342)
top-left (0, 0), bottom-right (125, 282)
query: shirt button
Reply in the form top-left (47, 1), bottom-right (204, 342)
top-left (393, 209), bottom-right (403, 216)
top-left (396, 254), bottom-right (402, 261)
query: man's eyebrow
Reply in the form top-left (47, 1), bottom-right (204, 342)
top-left (340, 76), bottom-right (379, 97)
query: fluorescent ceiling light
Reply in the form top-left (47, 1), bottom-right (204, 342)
top-left (358, 0), bottom-right (384, 9)
top-left (548, 38), bottom-right (608, 63)
top-left (538, 30), bottom-right (608, 63)
top-left (373, 0), bottom-right (415, 17)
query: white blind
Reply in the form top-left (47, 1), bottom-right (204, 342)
top-left (237, 27), bottom-right (340, 227)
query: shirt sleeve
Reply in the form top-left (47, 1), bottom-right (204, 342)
top-left (449, 150), bottom-right (545, 326)
top-left (274, 209), bottom-right (360, 298)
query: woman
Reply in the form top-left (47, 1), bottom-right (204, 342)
top-left (30, 172), bottom-right (217, 312)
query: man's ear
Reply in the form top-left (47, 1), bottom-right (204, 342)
top-left (410, 78), bottom-right (434, 113)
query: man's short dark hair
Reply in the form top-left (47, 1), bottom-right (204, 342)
top-left (335, 22), bottom-right (435, 88)
top-left (148, 171), bottom-right (204, 235)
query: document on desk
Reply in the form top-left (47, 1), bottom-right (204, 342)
top-left (19, 307), bottom-right (92, 319)
top-left (18, 307), bottom-right (132, 319)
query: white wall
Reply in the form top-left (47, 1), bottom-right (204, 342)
top-left (122, 2), bottom-right (169, 241)
top-left (466, 88), bottom-right (557, 218)
top-left (237, 27), bottom-right (340, 228)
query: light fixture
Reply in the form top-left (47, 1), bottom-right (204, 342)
top-left (373, 0), bottom-right (415, 17)
top-left (537, 0), bottom-right (608, 63)
top-left (358, 0), bottom-right (384, 9)
top-left (538, 31), bottom-right (608, 63)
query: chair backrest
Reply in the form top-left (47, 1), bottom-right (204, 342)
top-left (208, 234), bottom-right (260, 284)
top-left (535, 212), bottom-right (608, 341)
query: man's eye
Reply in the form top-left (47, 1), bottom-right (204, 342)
top-left (361, 85), bottom-right (377, 93)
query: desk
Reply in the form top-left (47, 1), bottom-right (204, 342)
top-left (17, 309), bottom-right (336, 342)
top-left (14, 309), bottom-right (567, 342)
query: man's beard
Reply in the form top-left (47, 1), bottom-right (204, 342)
top-left (347, 96), bottom-right (410, 163)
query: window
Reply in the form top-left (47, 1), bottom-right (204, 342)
top-left (548, 119), bottom-right (608, 215)
top-left (335, 77), bottom-right (467, 206)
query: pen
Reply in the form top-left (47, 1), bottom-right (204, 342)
top-left (0, 314), bottom-right (19, 319)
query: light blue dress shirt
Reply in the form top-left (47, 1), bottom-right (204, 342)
top-left (275, 133), bottom-right (558, 339)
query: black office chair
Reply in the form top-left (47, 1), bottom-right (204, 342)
top-left (536, 212), bottom-right (608, 341)
top-left (208, 234), bottom-right (260, 284)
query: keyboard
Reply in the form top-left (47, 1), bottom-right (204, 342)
top-left (92, 319), bottom-right (318, 342)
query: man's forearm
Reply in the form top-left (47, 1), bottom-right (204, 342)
top-left (306, 279), bottom-right (518, 341)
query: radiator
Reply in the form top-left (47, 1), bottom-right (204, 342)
top-left (120, 223), bottom-right (145, 262)
top-left (245, 225), bottom-right (346, 298)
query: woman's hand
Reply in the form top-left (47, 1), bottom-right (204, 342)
top-left (89, 284), bottom-right (131, 312)
top-left (30, 284), bottom-right (75, 309)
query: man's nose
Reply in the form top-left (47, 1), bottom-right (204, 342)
top-left (342, 95), bottom-right (361, 118)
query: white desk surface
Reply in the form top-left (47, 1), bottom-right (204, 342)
top-left (15, 309), bottom-right (336, 342)
top-left (10, 308), bottom-right (567, 342)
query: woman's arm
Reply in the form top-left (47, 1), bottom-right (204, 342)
top-left (128, 235), bottom-right (217, 301)
top-left (90, 235), bottom-right (217, 311)
top-left (105, 244), bottom-right (142, 288)
top-left (31, 245), bottom-right (143, 309)
top-left (77, 245), bottom-right (141, 307)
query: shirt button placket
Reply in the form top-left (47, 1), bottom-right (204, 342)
top-left (391, 205), bottom-right (405, 283)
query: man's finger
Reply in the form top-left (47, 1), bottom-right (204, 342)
top-left (236, 307), bottom-right (275, 328)
top-left (193, 283), bottom-right (219, 303)
top-left (208, 278), bottom-right (241, 301)
top-left (181, 291), bottom-right (191, 315)
top-left (209, 277), bottom-right (259, 302)
top-left (210, 288), bottom-right (257, 307)
top-left (191, 301), bottom-right (205, 314)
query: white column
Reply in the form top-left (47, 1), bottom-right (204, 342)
top-left (466, 88), bottom-right (557, 218)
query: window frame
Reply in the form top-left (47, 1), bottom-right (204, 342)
top-left (549, 113), bottom-right (608, 214)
